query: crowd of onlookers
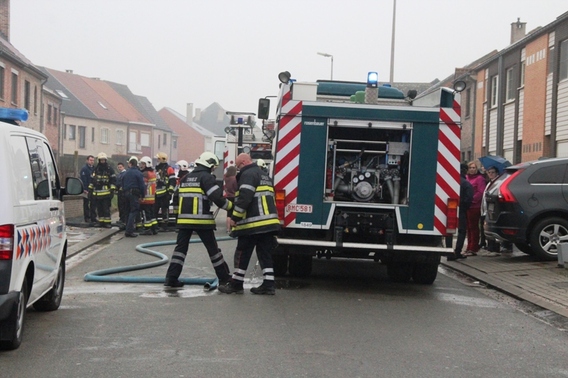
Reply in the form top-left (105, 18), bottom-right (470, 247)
top-left (449, 160), bottom-right (512, 261)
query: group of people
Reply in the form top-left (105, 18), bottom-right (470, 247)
top-left (449, 160), bottom-right (511, 260)
top-left (164, 152), bottom-right (280, 295)
top-left (80, 152), bottom-right (191, 235)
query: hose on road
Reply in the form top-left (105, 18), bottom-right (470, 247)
top-left (83, 235), bottom-right (234, 291)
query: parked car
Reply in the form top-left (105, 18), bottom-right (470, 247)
top-left (0, 108), bottom-right (83, 350)
top-left (484, 157), bottom-right (568, 261)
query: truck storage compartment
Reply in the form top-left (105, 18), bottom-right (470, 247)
top-left (326, 120), bottom-right (411, 205)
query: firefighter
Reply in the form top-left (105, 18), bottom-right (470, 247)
top-left (88, 152), bottom-right (116, 228)
top-left (164, 152), bottom-right (233, 288)
top-left (218, 153), bottom-right (280, 295)
top-left (256, 158), bottom-right (268, 174)
top-left (138, 156), bottom-right (158, 235)
top-left (154, 152), bottom-right (176, 228)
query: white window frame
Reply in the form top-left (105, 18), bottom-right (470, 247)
top-left (101, 128), bottom-right (110, 144)
top-left (490, 75), bottom-right (499, 108)
top-left (141, 132), bottom-right (151, 147)
top-left (116, 129), bottom-right (124, 145)
top-left (560, 39), bottom-right (568, 81)
top-left (505, 68), bottom-right (515, 101)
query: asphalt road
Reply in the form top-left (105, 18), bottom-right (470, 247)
top-left (2, 232), bottom-right (568, 377)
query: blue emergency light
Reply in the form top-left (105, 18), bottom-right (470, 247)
top-left (0, 107), bottom-right (28, 122)
top-left (367, 72), bottom-right (379, 88)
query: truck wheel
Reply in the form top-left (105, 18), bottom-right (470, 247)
top-left (514, 242), bottom-right (534, 255)
top-left (34, 256), bottom-right (65, 312)
top-left (272, 254), bottom-right (289, 277)
top-left (386, 263), bottom-right (413, 283)
top-left (0, 278), bottom-right (28, 350)
top-left (412, 263), bottom-right (439, 285)
top-left (288, 254), bottom-right (312, 277)
top-left (529, 217), bottom-right (568, 261)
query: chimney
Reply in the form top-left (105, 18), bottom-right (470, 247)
top-left (510, 18), bottom-right (526, 44)
top-left (186, 103), bottom-right (194, 126)
top-left (0, 0), bottom-right (10, 41)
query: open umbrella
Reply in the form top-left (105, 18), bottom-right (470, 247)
top-left (478, 155), bottom-right (511, 174)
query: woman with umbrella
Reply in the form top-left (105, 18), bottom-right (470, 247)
top-left (464, 161), bottom-right (486, 256)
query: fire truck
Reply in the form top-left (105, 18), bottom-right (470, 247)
top-left (258, 71), bottom-right (465, 284)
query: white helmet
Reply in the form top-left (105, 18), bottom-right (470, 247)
top-left (139, 156), bottom-right (152, 168)
top-left (256, 158), bottom-right (266, 168)
top-left (195, 152), bottom-right (219, 169)
top-left (177, 160), bottom-right (189, 171)
top-left (97, 152), bottom-right (108, 160)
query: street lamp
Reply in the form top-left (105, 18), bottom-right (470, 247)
top-left (317, 52), bottom-right (334, 80)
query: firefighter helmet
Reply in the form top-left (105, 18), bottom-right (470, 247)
top-left (97, 152), bottom-right (108, 160)
top-left (195, 152), bottom-right (219, 169)
top-left (128, 156), bottom-right (138, 165)
top-left (156, 152), bottom-right (168, 162)
top-left (177, 160), bottom-right (189, 171)
top-left (139, 156), bottom-right (152, 167)
top-left (256, 158), bottom-right (266, 168)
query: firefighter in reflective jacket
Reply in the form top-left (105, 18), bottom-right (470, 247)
top-left (164, 152), bottom-right (233, 288)
top-left (88, 152), bottom-right (116, 228)
top-left (139, 156), bottom-right (158, 235)
top-left (218, 153), bottom-right (280, 295)
top-left (154, 152), bottom-right (176, 226)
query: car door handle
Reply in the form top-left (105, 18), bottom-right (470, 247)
top-left (50, 207), bottom-right (59, 211)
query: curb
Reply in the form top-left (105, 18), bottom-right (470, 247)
top-left (68, 228), bottom-right (121, 258)
top-left (441, 261), bottom-right (568, 319)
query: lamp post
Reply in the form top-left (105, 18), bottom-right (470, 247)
top-left (317, 52), bottom-right (334, 80)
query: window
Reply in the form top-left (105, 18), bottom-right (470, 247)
top-left (520, 61), bottom-right (525, 87)
top-left (0, 65), bottom-right (4, 99)
top-left (47, 104), bottom-right (52, 124)
top-left (92, 127), bottom-right (95, 143)
top-left (69, 125), bottom-right (76, 140)
top-left (116, 129), bottom-right (124, 145)
top-left (560, 39), bottom-right (568, 81)
top-left (62, 124), bottom-right (66, 139)
top-left (529, 164), bottom-right (567, 184)
top-left (26, 137), bottom-right (52, 200)
top-left (24, 80), bottom-right (30, 110)
top-left (490, 75), bottom-right (498, 107)
top-left (11, 71), bottom-right (18, 105)
top-left (163, 133), bottom-right (167, 145)
top-left (78, 126), bottom-right (86, 148)
top-left (173, 138), bottom-right (177, 149)
top-left (101, 128), bottom-right (109, 144)
top-left (33, 86), bottom-right (38, 115)
top-left (141, 132), bottom-right (150, 147)
top-left (158, 135), bottom-right (161, 147)
top-left (53, 107), bottom-right (57, 125)
top-left (505, 68), bottom-right (515, 101)
top-left (464, 88), bottom-right (471, 118)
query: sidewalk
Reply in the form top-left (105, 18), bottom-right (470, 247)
top-left (441, 250), bottom-right (568, 318)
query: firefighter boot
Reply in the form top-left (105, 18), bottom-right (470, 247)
top-left (218, 279), bottom-right (244, 294)
top-left (250, 283), bottom-right (275, 295)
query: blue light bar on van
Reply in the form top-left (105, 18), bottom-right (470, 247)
top-left (367, 72), bottom-right (378, 88)
top-left (0, 108), bottom-right (28, 122)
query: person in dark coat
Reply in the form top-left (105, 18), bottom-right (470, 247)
top-left (219, 153), bottom-right (281, 295)
top-left (448, 163), bottom-right (474, 261)
top-left (79, 155), bottom-right (96, 224)
top-left (121, 157), bottom-right (146, 237)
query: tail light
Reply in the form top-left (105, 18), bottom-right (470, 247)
top-left (499, 169), bottom-right (523, 203)
top-left (275, 189), bottom-right (286, 221)
top-left (446, 198), bottom-right (458, 234)
top-left (0, 224), bottom-right (14, 260)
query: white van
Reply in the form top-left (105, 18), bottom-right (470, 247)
top-left (0, 108), bottom-right (83, 350)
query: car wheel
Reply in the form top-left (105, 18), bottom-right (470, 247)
top-left (0, 278), bottom-right (28, 350)
top-left (272, 254), bottom-right (288, 277)
top-left (33, 256), bottom-right (66, 312)
top-left (529, 217), bottom-right (568, 261)
top-left (514, 242), bottom-right (534, 255)
top-left (288, 254), bottom-right (312, 277)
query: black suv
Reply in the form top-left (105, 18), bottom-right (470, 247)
top-left (484, 157), bottom-right (568, 261)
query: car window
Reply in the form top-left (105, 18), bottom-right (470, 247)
top-left (528, 164), bottom-right (567, 184)
top-left (26, 137), bottom-right (52, 200)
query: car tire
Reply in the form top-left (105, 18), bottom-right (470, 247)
top-left (386, 262), bottom-right (413, 283)
top-left (514, 242), bottom-right (534, 255)
top-left (412, 263), bottom-right (439, 285)
top-left (288, 254), bottom-right (312, 277)
top-left (0, 278), bottom-right (28, 350)
top-left (272, 254), bottom-right (288, 277)
top-left (33, 256), bottom-right (66, 312)
top-left (529, 217), bottom-right (568, 261)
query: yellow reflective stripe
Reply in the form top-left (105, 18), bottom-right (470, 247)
top-left (233, 218), bottom-right (280, 231)
top-left (177, 219), bottom-right (216, 225)
top-left (179, 187), bottom-right (204, 194)
top-left (155, 188), bottom-right (167, 195)
top-left (233, 210), bottom-right (245, 218)
top-left (178, 198), bottom-right (183, 215)
top-left (257, 185), bottom-right (274, 192)
top-left (262, 196), bottom-right (269, 214)
top-left (193, 197), bottom-right (198, 214)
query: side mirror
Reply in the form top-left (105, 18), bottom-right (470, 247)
top-left (258, 98), bottom-right (270, 120)
top-left (65, 177), bottom-right (84, 195)
top-left (37, 180), bottom-right (50, 198)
